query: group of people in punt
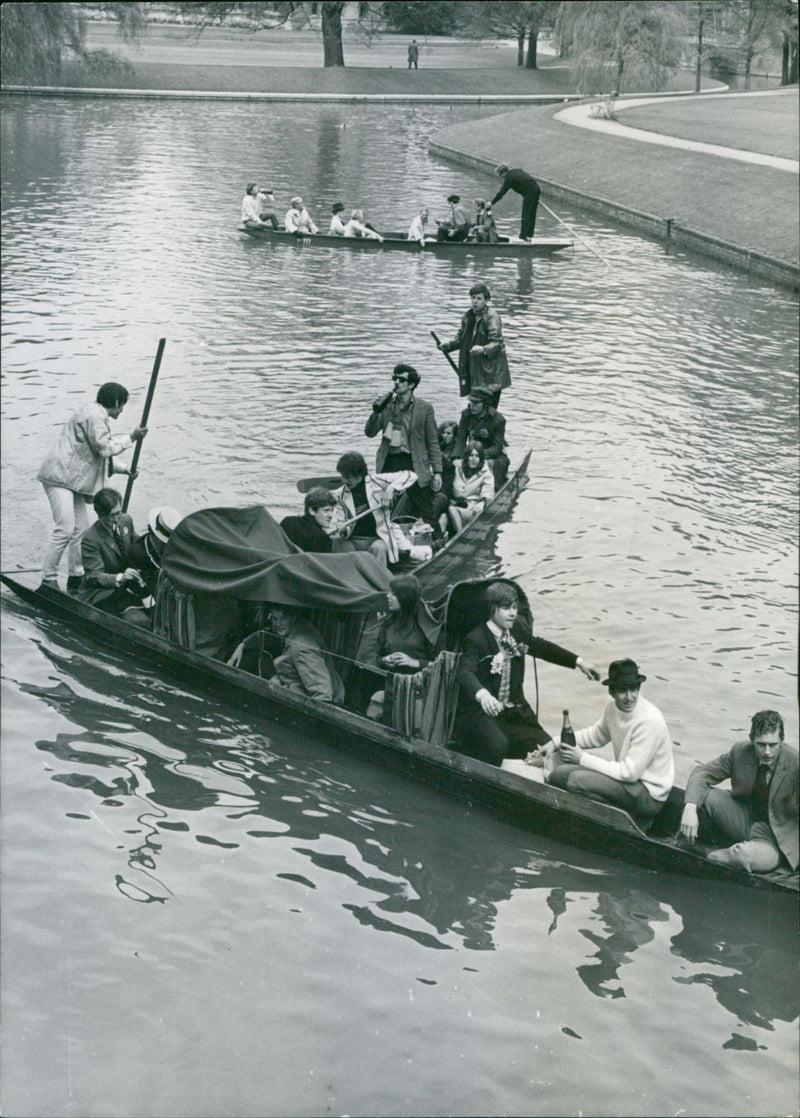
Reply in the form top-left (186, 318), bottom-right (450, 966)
top-left (36, 274), bottom-right (797, 883)
top-left (241, 162), bottom-right (542, 246)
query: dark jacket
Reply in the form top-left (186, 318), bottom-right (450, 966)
top-left (457, 618), bottom-right (578, 715)
top-left (441, 306), bottom-right (511, 398)
top-left (78, 514), bottom-right (137, 608)
top-left (280, 513), bottom-right (332, 553)
top-left (454, 406), bottom-right (507, 461)
top-left (365, 395), bottom-right (442, 486)
top-left (127, 530), bottom-right (165, 596)
top-left (685, 740), bottom-right (799, 869)
top-left (491, 167), bottom-right (539, 203)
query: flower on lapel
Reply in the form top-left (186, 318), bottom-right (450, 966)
top-left (490, 651), bottom-right (505, 675)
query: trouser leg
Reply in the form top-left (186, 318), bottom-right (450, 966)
top-left (42, 485), bottom-right (87, 580)
top-left (699, 788), bottom-right (752, 844)
top-left (549, 765), bottom-right (662, 817)
top-left (454, 707), bottom-right (508, 765)
top-left (520, 184), bottom-right (540, 239)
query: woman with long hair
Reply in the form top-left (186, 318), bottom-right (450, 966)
top-left (377, 574), bottom-right (433, 673)
top-left (449, 440), bottom-right (494, 534)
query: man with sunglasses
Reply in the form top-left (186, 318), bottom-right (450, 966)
top-left (365, 364), bottom-right (442, 531)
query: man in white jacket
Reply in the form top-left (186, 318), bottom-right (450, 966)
top-left (547, 658), bottom-right (675, 820)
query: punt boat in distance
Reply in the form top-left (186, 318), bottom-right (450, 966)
top-left (240, 226), bottom-right (573, 257)
top-left (2, 559), bottom-right (795, 900)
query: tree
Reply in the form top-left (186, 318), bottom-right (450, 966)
top-left (461, 0), bottom-right (557, 67)
top-left (0, 2), bottom-right (144, 85)
top-left (381, 1), bottom-right (463, 35)
top-left (559, 1), bottom-right (684, 94)
top-left (725, 0), bottom-right (786, 88)
top-left (778, 0), bottom-right (799, 83)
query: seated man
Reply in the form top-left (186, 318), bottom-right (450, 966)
top-left (330, 202), bottom-right (347, 236)
top-left (548, 659), bottom-right (675, 821)
top-left (127, 505), bottom-right (182, 597)
top-left (680, 709), bottom-right (798, 874)
top-left (256, 186), bottom-right (279, 230)
top-left (281, 487), bottom-right (336, 553)
top-left (284, 196), bottom-right (318, 235)
top-left (407, 208), bottom-right (429, 246)
top-left (436, 194), bottom-right (470, 242)
top-left (229, 605), bottom-right (344, 704)
top-left (241, 182), bottom-right (269, 229)
top-left (453, 388), bottom-right (509, 486)
top-left (77, 487), bottom-right (149, 626)
top-left (454, 581), bottom-right (599, 767)
top-left (329, 451), bottom-right (415, 566)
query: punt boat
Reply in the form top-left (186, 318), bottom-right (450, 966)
top-left (240, 226), bottom-right (573, 257)
top-left (2, 552), bottom-right (795, 899)
top-left (299, 450), bottom-right (531, 601)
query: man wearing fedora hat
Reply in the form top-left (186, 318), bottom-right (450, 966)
top-left (454, 388), bottom-right (509, 485)
top-left (548, 658), bottom-right (675, 821)
top-left (127, 506), bottom-right (182, 597)
top-left (680, 709), bottom-right (798, 874)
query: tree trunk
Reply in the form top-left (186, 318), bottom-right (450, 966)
top-left (525, 28), bottom-right (538, 69)
top-left (517, 31), bottom-right (524, 67)
top-left (781, 31), bottom-right (798, 84)
top-left (695, 4), bottom-right (704, 94)
top-left (322, 1), bottom-right (345, 68)
top-left (744, 46), bottom-right (752, 91)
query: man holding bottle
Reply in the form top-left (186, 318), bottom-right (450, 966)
top-left (547, 659), bottom-right (675, 821)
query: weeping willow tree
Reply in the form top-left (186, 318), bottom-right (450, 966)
top-left (558, 0), bottom-right (685, 94)
top-left (1, 2), bottom-right (145, 84)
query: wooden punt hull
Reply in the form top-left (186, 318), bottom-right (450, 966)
top-left (2, 571), bottom-right (796, 897)
top-left (240, 226), bottom-right (573, 257)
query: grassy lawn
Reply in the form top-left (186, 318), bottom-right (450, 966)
top-left (616, 92), bottom-right (799, 161)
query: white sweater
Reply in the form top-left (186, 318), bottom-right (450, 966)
top-left (575, 695), bottom-right (675, 801)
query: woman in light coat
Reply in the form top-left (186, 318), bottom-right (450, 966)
top-left (449, 441), bottom-right (494, 534)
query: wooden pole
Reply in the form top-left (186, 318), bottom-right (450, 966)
top-left (539, 202), bottom-right (612, 268)
top-left (122, 338), bottom-right (166, 512)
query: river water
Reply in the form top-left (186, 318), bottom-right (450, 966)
top-left (1, 97), bottom-right (797, 1117)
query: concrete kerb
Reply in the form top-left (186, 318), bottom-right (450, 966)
top-left (0, 85), bottom-right (579, 106)
top-left (428, 140), bottom-right (800, 292)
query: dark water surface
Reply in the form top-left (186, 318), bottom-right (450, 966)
top-left (1, 97), bottom-right (798, 1117)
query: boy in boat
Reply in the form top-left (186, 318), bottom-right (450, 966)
top-left (491, 165), bottom-right (541, 242)
top-left (547, 659), bottom-right (675, 822)
top-left (364, 365), bottom-right (443, 534)
top-left (437, 283), bottom-right (510, 406)
top-left (284, 197), bottom-right (318, 235)
top-left (281, 487), bottom-right (336, 553)
top-left (77, 487), bottom-right (149, 626)
top-left (679, 710), bottom-right (798, 873)
top-left (453, 387), bottom-right (509, 486)
top-left (454, 581), bottom-right (600, 767)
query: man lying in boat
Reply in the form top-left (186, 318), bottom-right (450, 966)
top-left (679, 709), bottom-right (798, 874)
top-left (280, 487), bottom-right (336, 553)
top-left (284, 196), bottom-right (318, 235)
top-left (77, 487), bottom-right (149, 627)
top-left (228, 605), bottom-right (344, 704)
top-left (329, 452), bottom-right (417, 566)
top-left (547, 659), bottom-right (675, 823)
top-left (454, 581), bottom-right (600, 767)
top-left (343, 209), bottom-right (384, 242)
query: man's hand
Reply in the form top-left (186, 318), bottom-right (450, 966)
top-left (476, 688), bottom-right (503, 717)
top-left (559, 742), bottom-right (583, 765)
top-left (131, 426), bottom-right (148, 441)
top-left (379, 486), bottom-right (394, 508)
top-left (470, 345), bottom-right (485, 356)
top-left (431, 473), bottom-right (442, 493)
top-left (680, 803), bottom-right (699, 843)
top-left (577, 657), bottom-right (601, 681)
top-left (228, 641), bottom-right (245, 668)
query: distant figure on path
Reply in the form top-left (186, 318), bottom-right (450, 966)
top-left (285, 196), bottom-right (318, 235)
top-left (438, 282), bottom-right (511, 404)
top-left (408, 40), bottom-right (419, 69)
top-left (680, 709), bottom-right (798, 873)
top-left (491, 165), bottom-right (541, 242)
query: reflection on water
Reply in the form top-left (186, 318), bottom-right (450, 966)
top-left (2, 95), bottom-right (798, 1117)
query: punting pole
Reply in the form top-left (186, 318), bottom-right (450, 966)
top-left (431, 331), bottom-right (469, 395)
top-left (540, 202), bottom-right (612, 268)
top-left (123, 338), bottom-right (166, 512)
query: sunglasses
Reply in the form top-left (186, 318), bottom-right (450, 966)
top-left (393, 374), bottom-right (410, 383)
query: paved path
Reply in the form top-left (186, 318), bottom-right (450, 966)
top-left (556, 91), bottom-right (799, 174)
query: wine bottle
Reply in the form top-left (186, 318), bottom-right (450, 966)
top-left (560, 709), bottom-right (576, 747)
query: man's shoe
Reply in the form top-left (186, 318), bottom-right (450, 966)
top-left (66, 575), bottom-right (83, 593)
top-left (38, 578), bottom-right (58, 591)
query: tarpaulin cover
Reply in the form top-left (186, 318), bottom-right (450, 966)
top-left (161, 506), bottom-right (392, 611)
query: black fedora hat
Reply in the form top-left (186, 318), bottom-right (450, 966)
top-left (447, 193), bottom-right (461, 204)
top-left (603, 658), bottom-right (646, 688)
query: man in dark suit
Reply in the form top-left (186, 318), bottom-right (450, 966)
top-left (280, 487), bottom-right (336, 553)
top-left (77, 487), bottom-right (148, 625)
top-left (365, 364), bottom-right (442, 529)
top-left (453, 388), bottom-right (509, 485)
top-left (454, 581), bottom-right (600, 766)
top-left (681, 709), bottom-right (798, 873)
top-left (491, 164), bottom-right (541, 241)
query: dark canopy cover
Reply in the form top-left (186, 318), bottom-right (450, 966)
top-left (161, 506), bottom-right (392, 611)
